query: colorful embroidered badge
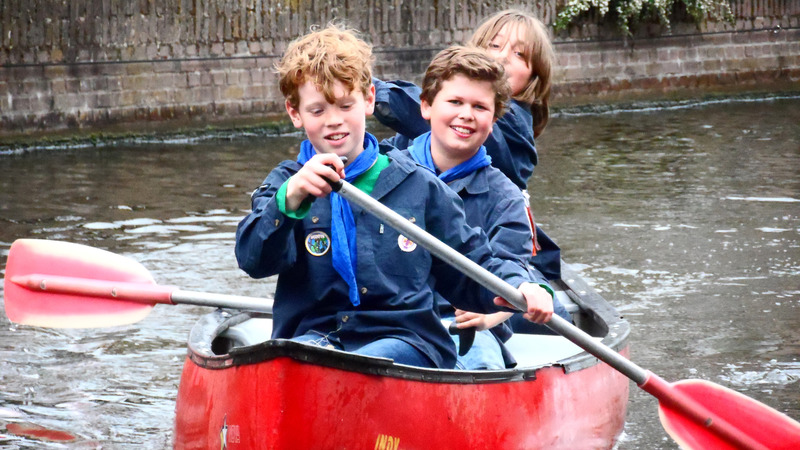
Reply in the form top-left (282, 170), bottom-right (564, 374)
top-left (397, 234), bottom-right (417, 252)
top-left (306, 231), bottom-right (331, 256)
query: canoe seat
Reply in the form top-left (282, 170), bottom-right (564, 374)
top-left (504, 333), bottom-right (592, 368)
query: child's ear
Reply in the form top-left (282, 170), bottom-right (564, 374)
top-left (364, 84), bottom-right (376, 116)
top-left (420, 99), bottom-right (432, 121)
top-left (285, 99), bottom-right (304, 129)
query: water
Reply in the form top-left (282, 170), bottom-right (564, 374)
top-left (0, 97), bottom-right (798, 448)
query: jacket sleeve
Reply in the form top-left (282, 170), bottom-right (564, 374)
top-left (423, 177), bottom-right (533, 314)
top-left (373, 78), bottom-right (431, 141)
top-left (484, 194), bottom-right (549, 287)
top-left (235, 163), bottom-right (301, 279)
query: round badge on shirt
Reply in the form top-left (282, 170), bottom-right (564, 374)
top-left (397, 234), bottom-right (417, 252)
top-left (306, 231), bottom-right (331, 256)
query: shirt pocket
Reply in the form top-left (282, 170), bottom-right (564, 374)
top-left (296, 217), bottom-right (339, 283)
top-left (368, 209), bottom-right (431, 279)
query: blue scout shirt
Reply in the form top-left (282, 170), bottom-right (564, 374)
top-left (373, 77), bottom-right (563, 281)
top-left (235, 147), bottom-right (535, 369)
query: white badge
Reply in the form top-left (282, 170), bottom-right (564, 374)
top-left (397, 234), bottom-right (417, 252)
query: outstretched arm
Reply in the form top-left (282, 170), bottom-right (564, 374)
top-left (373, 78), bottom-right (431, 140)
top-left (454, 310), bottom-right (514, 331)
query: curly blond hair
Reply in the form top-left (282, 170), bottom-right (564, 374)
top-left (276, 24), bottom-right (374, 109)
top-left (470, 10), bottom-right (554, 137)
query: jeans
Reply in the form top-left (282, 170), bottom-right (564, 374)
top-left (444, 313), bottom-right (506, 370)
top-left (291, 332), bottom-right (434, 368)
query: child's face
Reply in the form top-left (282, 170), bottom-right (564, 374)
top-left (286, 80), bottom-right (375, 163)
top-left (421, 73), bottom-right (495, 165)
top-left (486, 24), bottom-right (532, 96)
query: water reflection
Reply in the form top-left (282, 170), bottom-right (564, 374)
top-left (1, 98), bottom-right (798, 448)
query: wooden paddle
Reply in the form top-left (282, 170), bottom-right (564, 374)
top-left (3, 239), bottom-right (273, 328)
top-left (327, 178), bottom-right (800, 450)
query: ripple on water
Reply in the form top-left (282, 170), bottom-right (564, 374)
top-left (720, 360), bottom-right (800, 387)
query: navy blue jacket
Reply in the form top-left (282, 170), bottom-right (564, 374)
top-left (399, 138), bottom-right (549, 367)
top-left (235, 149), bottom-right (534, 368)
top-left (373, 77), bottom-right (563, 281)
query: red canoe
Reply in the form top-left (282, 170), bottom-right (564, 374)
top-left (173, 264), bottom-right (630, 449)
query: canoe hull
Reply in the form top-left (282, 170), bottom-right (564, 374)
top-left (174, 343), bottom-right (629, 449)
top-left (174, 263), bottom-right (630, 449)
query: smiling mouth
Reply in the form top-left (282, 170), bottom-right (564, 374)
top-left (326, 133), bottom-right (348, 141)
top-left (451, 126), bottom-right (474, 137)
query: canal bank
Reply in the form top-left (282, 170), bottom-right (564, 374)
top-left (1, 1), bottom-right (798, 143)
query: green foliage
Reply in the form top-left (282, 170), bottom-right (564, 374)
top-left (554, 0), bottom-right (735, 36)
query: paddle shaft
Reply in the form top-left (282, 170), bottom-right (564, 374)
top-left (332, 179), bottom-right (766, 450)
top-left (11, 274), bottom-right (274, 314)
top-left (333, 179), bottom-right (645, 380)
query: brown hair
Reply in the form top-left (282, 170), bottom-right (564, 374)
top-left (420, 45), bottom-right (511, 120)
top-left (276, 23), bottom-right (374, 109)
top-left (469, 10), bottom-right (554, 137)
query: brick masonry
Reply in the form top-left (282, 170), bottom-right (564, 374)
top-left (0, 0), bottom-right (798, 139)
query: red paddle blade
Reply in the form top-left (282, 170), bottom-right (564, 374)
top-left (4, 239), bottom-right (156, 328)
top-left (659, 379), bottom-right (800, 450)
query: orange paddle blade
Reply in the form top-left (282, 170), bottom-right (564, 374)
top-left (4, 239), bottom-right (156, 328)
top-left (658, 379), bottom-right (800, 450)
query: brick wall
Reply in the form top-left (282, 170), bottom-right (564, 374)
top-left (554, 27), bottom-right (800, 105)
top-left (0, 0), bottom-right (798, 139)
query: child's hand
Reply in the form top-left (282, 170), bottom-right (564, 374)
top-left (285, 153), bottom-right (346, 211)
top-left (454, 309), bottom-right (513, 331)
top-left (493, 282), bottom-right (553, 324)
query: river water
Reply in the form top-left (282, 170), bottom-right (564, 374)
top-left (0, 96), bottom-right (798, 448)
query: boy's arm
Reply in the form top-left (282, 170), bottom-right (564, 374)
top-left (485, 194), bottom-right (550, 287)
top-left (236, 154), bottom-right (345, 279)
top-left (426, 180), bottom-right (538, 314)
top-left (454, 310), bottom-right (514, 331)
top-left (235, 164), bottom-right (302, 279)
top-left (372, 78), bottom-right (431, 140)
top-left (452, 191), bottom-right (554, 325)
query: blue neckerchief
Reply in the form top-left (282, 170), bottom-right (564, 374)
top-left (297, 134), bottom-right (379, 306)
top-left (407, 132), bottom-right (492, 183)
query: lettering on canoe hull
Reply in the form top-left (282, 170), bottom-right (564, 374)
top-left (374, 433), bottom-right (400, 450)
top-left (220, 414), bottom-right (241, 448)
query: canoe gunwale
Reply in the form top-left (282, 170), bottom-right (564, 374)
top-left (185, 262), bottom-right (630, 384)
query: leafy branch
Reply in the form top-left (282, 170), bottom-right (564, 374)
top-left (554, 0), bottom-right (735, 36)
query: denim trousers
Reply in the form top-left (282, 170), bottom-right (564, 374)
top-left (291, 332), bottom-right (434, 368)
top-left (443, 313), bottom-right (506, 370)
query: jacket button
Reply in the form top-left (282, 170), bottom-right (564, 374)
top-left (274, 219), bottom-right (280, 226)
top-left (360, 287), bottom-right (368, 294)
top-left (409, 217), bottom-right (416, 223)
top-left (311, 216), bottom-right (319, 223)
top-left (342, 315), bottom-right (349, 322)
